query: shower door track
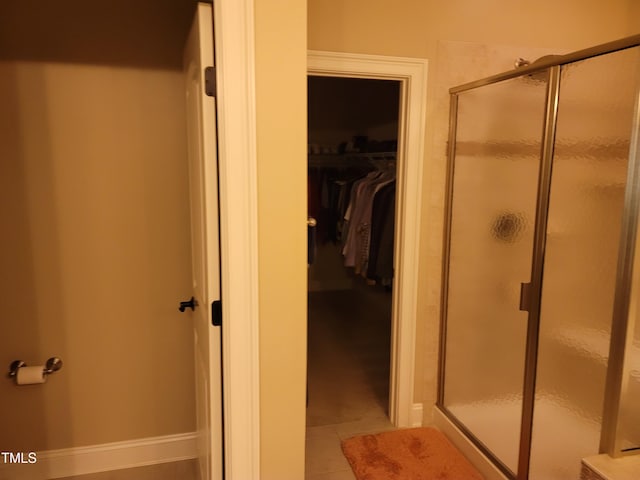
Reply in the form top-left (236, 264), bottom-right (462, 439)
top-left (437, 33), bottom-right (640, 480)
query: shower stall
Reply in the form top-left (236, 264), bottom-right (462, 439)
top-left (438, 34), bottom-right (640, 480)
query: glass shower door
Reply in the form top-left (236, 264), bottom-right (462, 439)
top-left (441, 74), bottom-right (549, 475)
top-left (529, 46), bottom-right (640, 479)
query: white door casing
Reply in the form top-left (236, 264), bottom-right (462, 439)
top-left (183, 4), bottom-right (223, 480)
top-left (212, 0), bottom-right (261, 478)
top-left (307, 51), bottom-right (428, 428)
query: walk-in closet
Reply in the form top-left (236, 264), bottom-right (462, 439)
top-left (306, 75), bottom-right (401, 456)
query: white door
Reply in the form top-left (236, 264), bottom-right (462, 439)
top-left (183, 4), bottom-right (223, 480)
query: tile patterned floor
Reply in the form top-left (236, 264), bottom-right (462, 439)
top-left (305, 281), bottom-right (395, 479)
top-left (306, 418), bottom-right (396, 479)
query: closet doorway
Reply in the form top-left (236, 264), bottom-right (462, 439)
top-left (307, 75), bottom-right (400, 432)
top-left (306, 52), bottom-right (428, 433)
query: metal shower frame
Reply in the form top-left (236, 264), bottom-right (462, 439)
top-left (437, 33), bottom-right (640, 480)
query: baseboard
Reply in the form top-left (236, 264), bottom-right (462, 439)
top-left (411, 403), bottom-right (424, 427)
top-left (0, 432), bottom-right (197, 480)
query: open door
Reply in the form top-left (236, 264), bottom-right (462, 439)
top-left (183, 4), bottom-right (223, 480)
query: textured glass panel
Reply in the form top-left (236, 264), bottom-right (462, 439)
top-left (443, 75), bottom-right (548, 473)
top-left (530, 46), bottom-right (640, 479)
top-left (619, 262), bottom-right (640, 452)
top-left (617, 50), bottom-right (640, 456)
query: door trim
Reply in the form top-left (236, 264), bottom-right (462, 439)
top-left (308, 50), bottom-right (428, 427)
top-left (214, 1), bottom-right (260, 478)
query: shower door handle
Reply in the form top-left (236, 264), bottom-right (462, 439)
top-left (519, 282), bottom-right (532, 312)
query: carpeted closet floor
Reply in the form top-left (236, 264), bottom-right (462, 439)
top-left (305, 279), bottom-right (395, 479)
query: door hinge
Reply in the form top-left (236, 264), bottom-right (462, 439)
top-left (204, 66), bottom-right (216, 97)
top-left (212, 300), bottom-right (222, 326)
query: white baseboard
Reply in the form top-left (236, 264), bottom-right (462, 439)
top-left (0, 432), bottom-right (197, 480)
top-left (411, 402), bottom-right (424, 427)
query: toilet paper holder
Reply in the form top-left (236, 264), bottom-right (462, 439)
top-left (8, 357), bottom-right (63, 379)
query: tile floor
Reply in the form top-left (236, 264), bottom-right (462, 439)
top-left (306, 281), bottom-right (395, 479)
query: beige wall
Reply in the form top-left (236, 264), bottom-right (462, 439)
top-left (309, 0), bottom-right (633, 59)
top-left (0, 61), bottom-right (195, 451)
top-left (308, 0), bottom-right (636, 420)
top-left (254, 0), bottom-right (308, 478)
top-left (0, 0), bottom-right (198, 454)
top-left (0, 0), bottom-right (193, 69)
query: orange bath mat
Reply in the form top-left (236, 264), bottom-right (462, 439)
top-left (341, 427), bottom-right (484, 480)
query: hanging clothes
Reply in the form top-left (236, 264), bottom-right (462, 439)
top-left (342, 167), bottom-right (396, 279)
top-left (308, 155), bottom-right (397, 287)
top-left (367, 182), bottom-right (396, 283)
top-left (308, 164), bottom-right (370, 245)
top-left (342, 170), bottom-right (381, 267)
